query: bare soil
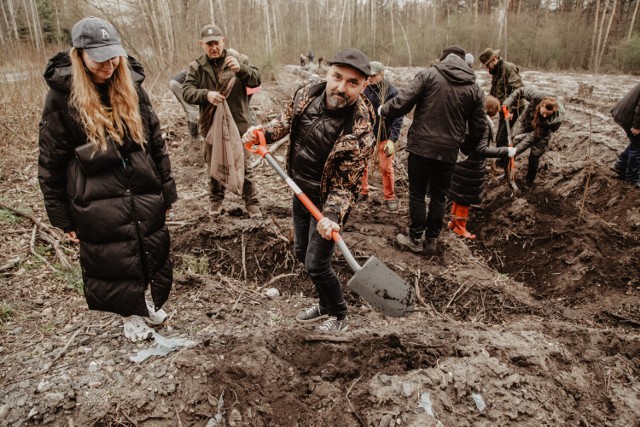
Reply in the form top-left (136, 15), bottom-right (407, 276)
top-left (0, 66), bottom-right (638, 426)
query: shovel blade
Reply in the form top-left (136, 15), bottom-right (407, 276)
top-left (348, 256), bottom-right (415, 317)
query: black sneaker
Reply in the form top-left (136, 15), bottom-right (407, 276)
top-left (610, 165), bottom-right (625, 179)
top-left (295, 305), bottom-right (329, 323)
top-left (318, 316), bottom-right (349, 332)
top-left (424, 238), bottom-right (437, 255)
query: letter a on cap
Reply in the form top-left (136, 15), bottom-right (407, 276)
top-left (101, 28), bottom-right (110, 40)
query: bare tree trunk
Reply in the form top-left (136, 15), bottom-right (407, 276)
top-left (371, 0), bottom-right (376, 58)
top-left (338, 0), bottom-right (347, 48)
top-left (629, 0), bottom-right (639, 41)
top-left (264, 0), bottom-right (272, 56)
top-left (217, 0), bottom-right (227, 36)
top-left (503, 0), bottom-right (509, 60)
top-left (590, 0), bottom-right (600, 69)
top-left (595, 0), bottom-right (607, 71)
top-left (597, 0), bottom-right (617, 71)
top-left (304, 0), bottom-right (311, 51)
top-left (209, 0), bottom-right (215, 25)
top-left (390, 0), bottom-right (396, 49)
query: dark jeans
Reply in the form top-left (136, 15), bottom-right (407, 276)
top-left (614, 133), bottom-right (640, 184)
top-left (408, 153), bottom-right (455, 240)
top-left (292, 197), bottom-right (347, 319)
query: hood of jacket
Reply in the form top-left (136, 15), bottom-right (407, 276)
top-left (434, 54), bottom-right (476, 85)
top-left (43, 51), bottom-right (146, 93)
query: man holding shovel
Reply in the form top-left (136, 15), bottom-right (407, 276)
top-left (183, 24), bottom-right (262, 218)
top-left (242, 48), bottom-right (375, 332)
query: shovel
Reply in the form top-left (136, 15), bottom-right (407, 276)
top-left (245, 130), bottom-right (415, 317)
top-left (501, 105), bottom-right (519, 192)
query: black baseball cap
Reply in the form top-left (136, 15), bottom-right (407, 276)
top-left (329, 48), bottom-right (371, 77)
top-left (72, 17), bottom-right (127, 62)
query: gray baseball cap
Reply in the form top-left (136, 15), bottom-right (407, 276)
top-left (72, 16), bottom-right (127, 62)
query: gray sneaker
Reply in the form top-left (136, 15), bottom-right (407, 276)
top-left (318, 316), bottom-right (349, 332)
top-left (396, 233), bottom-right (423, 253)
top-left (209, 201), bottom-right (223, 216)
top-left (246, 204), bottom-right (263, 219)
top-left (296, 305), bottom-right (328, 323)
top-left (385, 200), bottom-right (398, 212)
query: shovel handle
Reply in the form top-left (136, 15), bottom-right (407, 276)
top-left (244, 130), bottom-right (362, 272)
top-left (501, 105), bottom-right (511, 121)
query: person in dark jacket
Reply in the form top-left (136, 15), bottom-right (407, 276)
top-left (503, 87), bottom-right (565, 187)
top-left (380, 45), bottom-right (486, 254)
top-left (38, 17), bottom-right (178, 342)
top-left (183, 24), bottom-right (262, 218)
top-left (479, 48), bottom-right (524, 173)
top-left (610, 82), bottom-right (640, 186)
top-left (447, 96), bottom-right (516, 239)
top-left (169, 70), bottom-right (200, 140)
top-left (242, 48), bottom-right (375, 333)
top-left (360, 61), bottom-right (404, 211)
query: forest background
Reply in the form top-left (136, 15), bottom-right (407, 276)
top-left (1, 0), bottom-right (639, 83)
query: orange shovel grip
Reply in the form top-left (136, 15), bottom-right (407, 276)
top-left (501, 105), bottom-right (511, 121)
top-left (245, 129), bottom-right (270, 157)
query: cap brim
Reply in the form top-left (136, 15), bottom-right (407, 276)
top-left (202, 35), bottom-right (223, 43)
top-left (85, 44), bottom-right (127, 62)
top-left (329, 62), bottom-right (370, 77)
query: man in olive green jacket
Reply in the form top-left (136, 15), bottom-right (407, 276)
top-left (184, 24), bottom-right (262, 218)
top-left (479, 48), bottom-right (524, 172)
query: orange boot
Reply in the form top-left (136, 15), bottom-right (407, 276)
top-left (449, 202), bottom-right (476, 240)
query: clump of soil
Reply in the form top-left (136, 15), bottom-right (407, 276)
top-left (0, 67), bottom-right (638, 426)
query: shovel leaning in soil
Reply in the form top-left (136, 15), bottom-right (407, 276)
top-left (245, 130), bottom-right (415, 317)
top-left (501, 105), bottom-right (519, 192)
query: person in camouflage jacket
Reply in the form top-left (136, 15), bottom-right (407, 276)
top-left (242, 49), bottom-right (375, 333)
top-left (479, 48), bottom-right (524, 172)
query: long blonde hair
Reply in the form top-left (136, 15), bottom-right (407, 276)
top-left (69, 47), bottom-right (145, 150)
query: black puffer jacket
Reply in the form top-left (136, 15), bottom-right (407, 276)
top-left (448, 116), bottom-right (509, 205)
top-left (38, 51), bottom-right (178, 317)
top-left (379, 54), bottom-right (486, 164)
top-left (611, 82), bottom-right (640, 132)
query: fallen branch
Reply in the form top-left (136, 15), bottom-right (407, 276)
top-left (258, 272), bottom-right (298, 290)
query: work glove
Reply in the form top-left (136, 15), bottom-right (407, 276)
top-left (241, 125), bottom-right (263, 145)
top-left (317, 217), bottom-right (340, 240)
top-left (507, 147), bottom-right (517, 158)
top-left (383, 140), bottom-right (395, 156)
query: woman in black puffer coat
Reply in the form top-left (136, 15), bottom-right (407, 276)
top-left (447, 96), bottom-right (515, 240)
top-left (38, 17), bottom-right (177, 341)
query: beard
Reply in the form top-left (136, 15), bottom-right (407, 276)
top-left (326, 91), bottom-right (349, 109)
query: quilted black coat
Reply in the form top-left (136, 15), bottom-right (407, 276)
top-left (448, 116), bottom-right (509, 206)
top-left (38, 51), bottom-right (178, 317)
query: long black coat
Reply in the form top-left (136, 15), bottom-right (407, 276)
top-left (38, 52), bottom-right (178, 317)
top-left (448, 116), bottom-right (509, 205)
top-left (611, 82), bottom-right (640, 133)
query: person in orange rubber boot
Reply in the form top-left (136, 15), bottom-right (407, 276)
top-left (447, 95), bottom-right (515, 239)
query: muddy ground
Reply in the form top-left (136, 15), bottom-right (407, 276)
top-left (0, 65), bottom-right (639, 426)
